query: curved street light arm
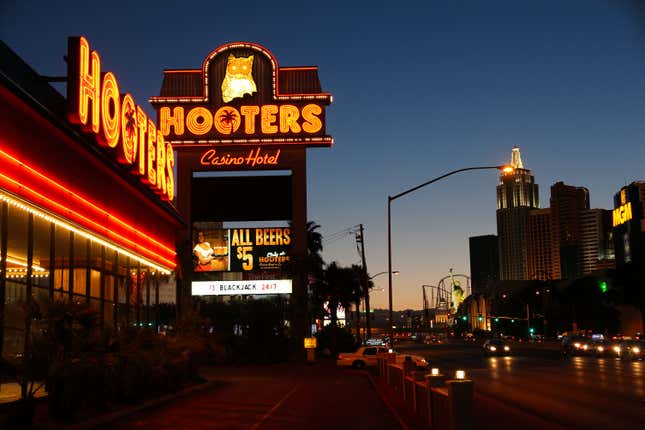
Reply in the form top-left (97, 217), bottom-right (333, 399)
top-left (387, 164), bottom-right (510, 345)
top-left (389, 166), bottom-right (508, 203)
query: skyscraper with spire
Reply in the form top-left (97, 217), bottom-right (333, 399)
top-left (496, 146), bottom-right (540, 280)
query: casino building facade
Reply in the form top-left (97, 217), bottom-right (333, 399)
top-left (0, 39), bottom-right (182, 357)
top-left (612, 181), bottom-right (645, 268)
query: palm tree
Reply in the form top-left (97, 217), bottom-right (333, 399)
top-left (310, 262), bottom-right (363, 353)
top-left (305, 221), bottom-right (324, 280)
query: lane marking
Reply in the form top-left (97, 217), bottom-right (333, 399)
top-left (248, 384), bottom-right (300, 430)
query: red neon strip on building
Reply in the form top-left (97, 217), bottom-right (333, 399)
top-left (0, 172), bottom-right (175, 268)
top-left (0, 148), bottom-right (175, 268)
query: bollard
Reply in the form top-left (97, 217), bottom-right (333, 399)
top-left (386, 352), bottom-right (397, 385)
top-left (424, 373), bottom-right (445, 428)
top-left (447, 379), bottom-right (474, 430)
top-left (403, 356), bottom-right (415, 375)
top-left (424, 373), bottom-right (446, 387)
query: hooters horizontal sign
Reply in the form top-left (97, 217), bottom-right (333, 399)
top-left (191, 279), bottom-right (292, 296)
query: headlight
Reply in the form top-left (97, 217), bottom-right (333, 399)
top-left (613, 346), bottom-right (621, 353)
top-left (633, 347), bottom-right (640, 354)
top-left (490, 346), bottom-right (497, 351)
top-left (574, 342), bottom-right (581, 348)
top-left (582, 344), bottom-right (588, 350)
top-left (504, 346), bottom-right (510, 351)
top-left (597, 346), bottom-right (604, 352)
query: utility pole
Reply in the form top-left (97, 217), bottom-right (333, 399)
top-left (357, 224), bottom-right (371, 339)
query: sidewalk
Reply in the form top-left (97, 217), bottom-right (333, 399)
top-left (25, 359), bottom-right (406, 430)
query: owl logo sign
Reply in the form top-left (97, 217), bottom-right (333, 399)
top-left (151, 42), bottom-right (333, 148)
top-left (221, 54), bottom-right (257, 103)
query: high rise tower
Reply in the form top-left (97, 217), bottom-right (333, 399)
top-left (496, 146), bottom-right (540, 280)
top-left (549, 182), bottom-right (590, 279)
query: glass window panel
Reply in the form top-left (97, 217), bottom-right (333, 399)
top-left (88, 241), bottom-right (102, 299)
top-left (53, 229), bottom-right (71, 294)
top-left (31, 217), bottom-right (51, 290)
top-left (74, 236), bottom-right (89, 296)
top-left (6, 205), bottom-right (27, 286)
top-left (104, 249), bottom-right (116, 304)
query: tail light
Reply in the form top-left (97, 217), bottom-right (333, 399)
top-left (338, 354), bottom-right (343, 359)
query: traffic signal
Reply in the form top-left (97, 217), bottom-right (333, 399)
top-left (461, 315), bottom-right (467, 321)
top-left (529, 327), bottom-right (535, 334)
top-left (477, 314), bottom-right (483, 322)
top-left (494, 317), bottom-right (500, 323)
top-left (598, 280), bottom-right (608, 294)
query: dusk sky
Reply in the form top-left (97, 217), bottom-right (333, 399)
top-left (2, 1), bottom-right (645, 311)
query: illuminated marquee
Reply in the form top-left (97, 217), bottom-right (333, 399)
top-left (150, 42), bottom-right (333, 148)
top-left (159, 104), bottom-right (323, 138)
top-left (67, 36), bottom-right (175, 201)
top-left (191, 279), bottom-right (292, 296)
top-left (613, 202), bottom-right (633, 227)
top-left (193, 226), bottom-right (292, 272)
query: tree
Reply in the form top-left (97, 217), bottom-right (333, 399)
top-left (310, 262), bottom-right (363, 353)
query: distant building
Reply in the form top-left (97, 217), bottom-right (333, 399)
top-left (496, 146), bottom-right (540, 280)
top-left (612, 182), bottom-right (645, 267)
top-left (527, 208), bottom-right (553, 280)
top-left (469, 235), bottom-right (499, 295)
top-left (549, 182), bottom-right (590, 279)
top-left (579, 209), bottom-right (615, 273)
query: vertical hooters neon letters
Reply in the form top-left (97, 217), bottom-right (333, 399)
top-left (67, 36), bottom-right (175, 201)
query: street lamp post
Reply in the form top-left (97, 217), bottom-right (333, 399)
top-left (387, 165), bottom-right (512, 344)
top-left (365, 270), bottom-right (398, 339)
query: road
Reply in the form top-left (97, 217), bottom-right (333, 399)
top-left (397, 340), bottom-right (645, 430)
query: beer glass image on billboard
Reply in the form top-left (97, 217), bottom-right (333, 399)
top-left (192, 227), bottom-right (229, 272)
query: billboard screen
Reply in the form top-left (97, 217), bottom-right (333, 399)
top-left (193, 224), bottom-right (291, 272)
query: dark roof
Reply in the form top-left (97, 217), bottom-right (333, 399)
top-left (157, 67), bottom-right (323, 98)
top-left (158, 71), bottom-right (202, 97)
top-left (0, 40), bottom-right (68, 121)
top-left (278, 68), bottom-right (322, 94)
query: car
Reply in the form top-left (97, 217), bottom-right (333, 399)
top-left (612, 340), bottom-right (644, 360)
top-left (336, 346), bottom-right (428, 369)
top-left (463, 333), bottom-right (476, 342)
top-left (562, 336), bottom-right (590, 356)
top-left (365, 337), bottom-right (387, 346)
top-left (424, 335), bottom-right (442, 344)
top-left (483, 339), bottom-right (512, 356)
top-left (589, 339), bottom-right (613, 357)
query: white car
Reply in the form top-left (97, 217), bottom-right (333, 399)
top-left (337, 346), bottom-right (428, 369)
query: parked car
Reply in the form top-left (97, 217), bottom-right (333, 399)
top-left (336, 346), bottom-right (428, 369)
top-left (483, 339), bottom-right (512, 356)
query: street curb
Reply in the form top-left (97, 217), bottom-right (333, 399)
top-left (365, 371), bottom-right (411, 430)
top-left (37, 380), bottom-right (217, 430)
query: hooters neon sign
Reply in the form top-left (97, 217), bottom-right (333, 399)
top-left (150, 42), bottom-right (333, 148)
top-left (67, 36), bottom-right (174, 201)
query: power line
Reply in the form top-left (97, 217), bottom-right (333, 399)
top-left (322, 225), bottom-right (360, 244)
